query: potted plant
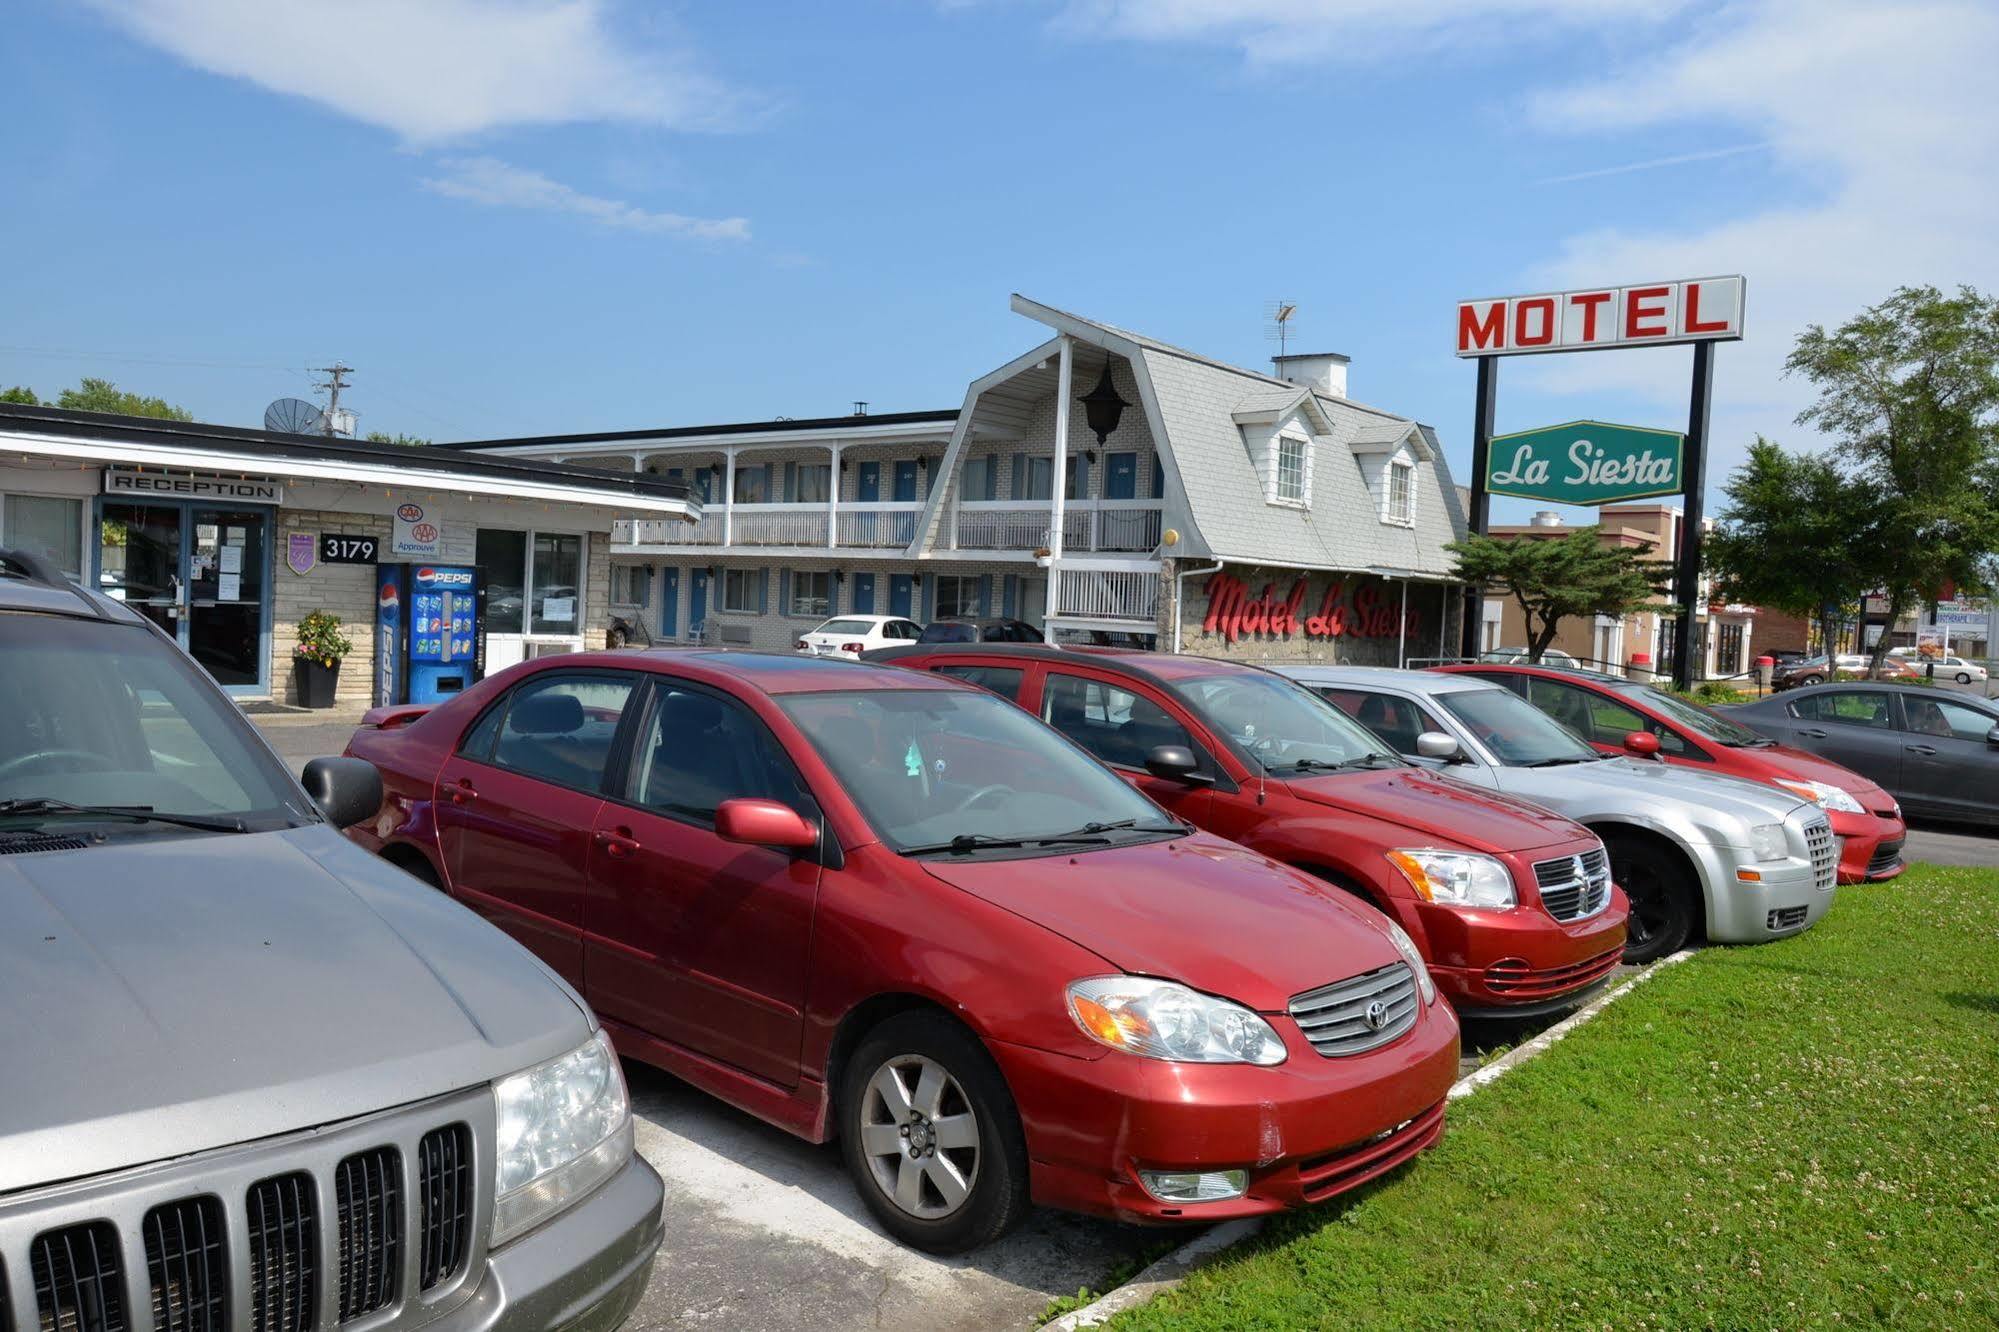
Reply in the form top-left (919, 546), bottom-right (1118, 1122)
top-left (292, 610), bottom-right (353, 708)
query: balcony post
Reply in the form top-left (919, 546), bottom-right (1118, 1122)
top-left (722, 448), bottom-right (737, 547)
top-left (1042, 335), bottom-right (1073, 639)
top-left (827, 444), bottom-right (841, 549)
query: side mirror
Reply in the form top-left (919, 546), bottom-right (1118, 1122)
top-left (1143, 744), bottom-right (1201, 781)
top-left (1415, 731), bottom-right (1464, 762)
top-left (1986, 724), bottom-right (1999, 748)
top-left (300, 756), bottom-right (383, 830)
top-left (1623, 731), bottom-right (1662, 758)
top-left (715, 797), bottom-right (819, 849)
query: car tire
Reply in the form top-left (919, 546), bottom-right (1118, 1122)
top-left (1957, 671), bottom-right (1972, 684)
top-left (1603, 834), bottom-right (1698, 965)
top-left (839, 1010), bottom-right (1030, 1254)
top-left (1798, 673), bottom-right (1824, 687)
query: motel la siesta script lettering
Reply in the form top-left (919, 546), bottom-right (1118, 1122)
top-left (1490, 436), bottom-right (1675, 491)
top-left (1203, 573), bottom-right (1418, 645)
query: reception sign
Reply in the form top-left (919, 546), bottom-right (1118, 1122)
top-left (1484, 420), bottom-right (1685, 506)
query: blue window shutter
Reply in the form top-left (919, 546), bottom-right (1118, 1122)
top-left (979, 575), bottom-right (993, 617)
top-left (783, 462), bottom-right (797, 502)
top-left (779, 568), bottom-right (791, 616)
top-left (983, 459), bottom-right (998, 501)
top-left (1003, 574), bottom-right (1018, 619)
top-left (758, 570), bottom-right (769, 614)
top-left (1150, 451), bottom-right (1165, 499)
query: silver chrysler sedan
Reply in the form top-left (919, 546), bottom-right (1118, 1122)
top-left (0, 547), bottom-right (663, 1332)
top-left (1275, 665), bottom-right (1837, 964)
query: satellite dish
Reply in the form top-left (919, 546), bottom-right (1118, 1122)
top-left (265, 397), bottom-right (326, 434)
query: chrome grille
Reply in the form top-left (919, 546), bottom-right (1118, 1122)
top-left (1532, 846), bottom-right (1612, 921)
top-left (1805, 818), bottom-right (1836, 891)
top-left (31, 1222), bottom-right (127, 1332)
top-left (143, 1197), bottom-right (227, 1332)
top-left (1288, 962), bottom-right (1419, 1056)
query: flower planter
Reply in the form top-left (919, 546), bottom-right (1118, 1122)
top-left (294, 658), bottom-right (341, 709)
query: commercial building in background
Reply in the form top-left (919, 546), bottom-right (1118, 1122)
top-left (0, 402), bottom-right (698, 707)
top-left (1476, 504), bottom-right (1756, 680)
top-left (442, 295), bottom-right (1469, 664)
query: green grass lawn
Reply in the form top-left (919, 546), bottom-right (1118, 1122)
top-left (1115, 866), bottom-right (1999, 1330)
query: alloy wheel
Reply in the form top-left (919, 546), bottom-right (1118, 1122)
top-left (859, 1054), bottom-right (981, 1219)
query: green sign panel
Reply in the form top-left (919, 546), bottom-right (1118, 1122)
top-left (1484, 419), bottom-right (1685, 506)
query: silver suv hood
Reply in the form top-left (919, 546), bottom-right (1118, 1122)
top-left (1500, 756), bottom-right (1811, 839)
top-left (0, 826), bottom-right (590, 1195)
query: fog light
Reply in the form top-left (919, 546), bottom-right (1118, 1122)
top-left (1138, 1169), bottom-right (1248, 1203)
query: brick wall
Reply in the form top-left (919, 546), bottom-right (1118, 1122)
top-left (270, 510), bottom-right (391, 707)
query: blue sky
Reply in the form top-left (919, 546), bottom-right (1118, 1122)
top-left (3, 1), bottom-right (1994, 521)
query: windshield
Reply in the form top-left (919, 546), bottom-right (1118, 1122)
top-left (1629, 685), bottom-right (1769, 746)
top-left (0, 616), bottom-right (306, 830)
top-left (778, 688), bottom-right (1176, 854)
top-left (1439, 687), bottom-right (1601, 767)
top-left (1172, 671), bottom-right (1400, 772)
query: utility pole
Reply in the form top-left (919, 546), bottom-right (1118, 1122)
top-left (309, 361), bottom-right (354, 436)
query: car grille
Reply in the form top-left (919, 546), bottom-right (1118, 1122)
top-left (0, 1092), bottom-right (490, 1332)
top-left (1867, 838), bottom-right (1905, 877)
top-left (1482, 945), bottom-right (1622, 999)
top-left (1805, 818), bottom-right (1837, 891)
top-left (1296, 1100), bottom-right (1447, 1201)
top-left (1288, 962), bottom-right (1419, 1057)
top-left (1768, 905), bottom-right (1809, 931)
top-left (1532, 847), bottom-right (1613, 921)
top-left (144, 1197), bottom-right (227, 1332)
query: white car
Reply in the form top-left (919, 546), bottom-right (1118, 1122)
top-left (1920, 655), bottom-right (1988, 684)
top-left (795, 614), bottom-right (924, 657)
top-left (1478, 646), bottom-right (1582, 668)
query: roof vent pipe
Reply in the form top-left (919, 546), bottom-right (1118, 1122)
top-left (1531, 510), bottom-right (1564, 527)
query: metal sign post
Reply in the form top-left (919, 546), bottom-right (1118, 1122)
top-left (1459, 355), bottom-right (1496, 656)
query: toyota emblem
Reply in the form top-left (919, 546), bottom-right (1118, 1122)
top-left (1363, 999), bottom-right (1390, 1031)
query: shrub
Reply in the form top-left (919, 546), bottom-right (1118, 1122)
top-left (294, 610), bottom-right (353, 667)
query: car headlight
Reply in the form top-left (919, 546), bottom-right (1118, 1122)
top-left (1772, 778), bottom-right (1863, 814)
top-left (1386, 849), bottom-right (1516, 910)
top-left (1380, 918), bottom-right (1438, 1005)
top-left (491, 1031), bottom-right (633, 1246)
top-left (1067, 977), bottom-right (1287, 1065)
top-left (1748, 823), bottom-right (1789, 862)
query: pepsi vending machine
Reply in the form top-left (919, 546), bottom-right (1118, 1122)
top-left (374, 564), bottom-right (481, 706)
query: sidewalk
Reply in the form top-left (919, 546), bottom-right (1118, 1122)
top-left (247, 707), bottom-right (368, 767)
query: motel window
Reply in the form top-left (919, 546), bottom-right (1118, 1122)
top-left (610, 564), bottom-right (651, 609)
top-left (530, 533), bottom-right (582, 635)
top-left (962, 455), bottom-right (997, 502)
top-left (1386, 460), bottom-right (1415, 525)
top-left (721, 568), bottom-right (764, 614)
top-left (934, 574), bottom-right (982, 619)
top-left (794, 464), bottom-right (832, 504)
top-left (1275, 435), bottom-right (1308, 504)
top-left (789, 570), bottom-right (833, 618)
top-left (476, 528), bottom-right (585, 638)
top-left (1022, 456), bottom-right (1054, 501)
top-left (734, 466), bottom-right (769, 504)
top-left (477, 529), bottom-right (528, 634)
top-left (3, 494), bottom-right (84, 580)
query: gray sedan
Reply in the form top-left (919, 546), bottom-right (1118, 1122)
top-left (1722, 683), bottom-right (1999, 826)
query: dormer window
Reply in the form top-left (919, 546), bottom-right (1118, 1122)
top-left (1386, 459), bottom-right (1415, 525)
top-left (1273, 432), bottom-right (1310, 507)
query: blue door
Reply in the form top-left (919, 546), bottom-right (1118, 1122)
top-left (658, 566), bottom-right (679, 638)
top-left (856, 462), bottom-right (881, 502)
top-left (892, 460), bottom-right (919, 503)
top-left (690, 568), bottom-right (709, 638)
top-left (1106, 451), bottom-right (1138, 499)
top-left (889, 573), bottom-right (914, 618)
top-left (852, 572), bottom-right (876, 613)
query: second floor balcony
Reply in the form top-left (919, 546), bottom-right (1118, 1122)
top-left (612, 497), bottom-right (1162, 557)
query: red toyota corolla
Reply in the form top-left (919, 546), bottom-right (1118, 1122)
top-left (343, 650), bottom-right (1459, 1252)
top-left (1437, 664), bottom-right (1908, 883)
top-left (870, 645), bottom-right (1631, 1013)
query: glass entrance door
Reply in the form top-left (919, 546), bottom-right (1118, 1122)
top-left (99, 500), bottom-right (271, 693)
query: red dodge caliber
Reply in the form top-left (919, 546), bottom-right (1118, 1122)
top-left (1439, 664), bottom-right (1908, 883)
top-left (345, 650), bottom-right (1459, 1252)
top-left (872, 646), bottom-right (1630, 1016)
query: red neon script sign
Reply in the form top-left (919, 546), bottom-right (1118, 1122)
top-left (1202, 573), bottom-right (1418, 644)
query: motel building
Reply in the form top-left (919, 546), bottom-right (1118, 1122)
top-left (0, 401), bottom-right (698, 707)
top-left (440, 296), bottom-right (1471, 667)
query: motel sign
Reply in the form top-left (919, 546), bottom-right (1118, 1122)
top-left (1456, 276), bottom-right (1745, 357)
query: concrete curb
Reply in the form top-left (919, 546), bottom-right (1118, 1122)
top-left (1041, 948), bottom-right (1699, 1330)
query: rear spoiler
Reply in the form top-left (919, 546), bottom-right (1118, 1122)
top-left (360, 704), bottom-right (432, 730)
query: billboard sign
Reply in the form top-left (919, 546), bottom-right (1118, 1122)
top-left (1484, 420), bottom-right (1685, 506)
top-left (1456, 276), bottom-right (1744, 357)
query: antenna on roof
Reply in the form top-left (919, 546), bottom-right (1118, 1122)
top-left (1265, 301), bottom-right (1299, 369)
top-left (307, 361), bottom-right (356, 436)
top-left (264, 397), bottom-right (326, 435)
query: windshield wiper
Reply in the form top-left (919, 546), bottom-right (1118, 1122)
top-left (0, 798), bottom-right (247, 834)
top-left (901, 818), bottom-right (1177, 856)
top-left (1523, 755), bottom-right (1599, 768)
top-left (1290, 755), bottom-right (1399, 772)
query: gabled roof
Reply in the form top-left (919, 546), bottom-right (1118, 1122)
top-left (1231, 385), bottom-right (1337, 435)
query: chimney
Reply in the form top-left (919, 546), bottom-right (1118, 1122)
top-left (1272, 352), bottom-right (1349, 399)
top-left (1531, 510), bottom-right (1564, 528)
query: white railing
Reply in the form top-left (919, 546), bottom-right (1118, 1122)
top-left (836, 502), bottom-right (925, 548)
top-left (952, 500), bottom-right (1162, 553)
top-left (730, 503), bottom-right (829, 547)
top-left (1056, 561), bottom-right (1160, 622)
top-left (614, 498), bottom-right (1160, 555)
top-left (614, 513), bottom-right (724, 547)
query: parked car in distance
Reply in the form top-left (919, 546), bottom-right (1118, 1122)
top-left (344, 649), bottom-right (1461, 1251)
top-left (871, 644), bottom-right (1630, 1016)
top-left (0, 548), bottom-right (664, 1331)
top-left (1720, 683), bottom-right (1999, 826)
top-left (1888, 652), bottom-right (1989, 684)
top-left (1290, 666), bottom-right (1840, 960)
top-left (916, 616), bottom-right (1042, 644)
top-left (796, 613), bottom-right (924, 656)
top-left (1438, 662), bottom-right (1908, 883)
top-left (1477, 647), bottom-right (1581, 668)
top-left (1773, 656), bottom-right (1832, 690)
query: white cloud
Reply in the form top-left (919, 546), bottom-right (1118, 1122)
top-left (83, 0), bottom-right (752, 143)
top-left (421, 157), bottom-right (749, 240)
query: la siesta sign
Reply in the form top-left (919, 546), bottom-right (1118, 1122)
top-left (1456, 276), bottom-right (1744, 357)
top-left (1202, 573), bottom-right (1419, 645)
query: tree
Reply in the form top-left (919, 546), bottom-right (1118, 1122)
top-left (1707, 437), bottom-right (1881, 653)
top-left (1447, 528), bottom-right (1673, 663)
top-left (365, 430), bottom-right (432, 447)
top-left (54, 377), bottom-right (193, 421)
top-left (1788, 284), bottom-right (1999, 667)
top-left (0, 385), bottom-right (40, 405)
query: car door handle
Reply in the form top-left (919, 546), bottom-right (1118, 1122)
top-left (594, 828), bottom-right (641, 859)
top-left (1904, 744), bottom-right (1937, 756)
top-left (1797, 728), bottom-right (1828, 739)
top-left (448, 778), bottom-right (478, 804)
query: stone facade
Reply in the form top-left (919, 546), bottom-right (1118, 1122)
top-left (1173, 562), bottom-right (1456, 666)
top-left (271, 509), bottom-right (393, 707)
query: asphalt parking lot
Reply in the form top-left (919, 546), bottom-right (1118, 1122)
top-left (252, 708), bottom-right (1993, 1329)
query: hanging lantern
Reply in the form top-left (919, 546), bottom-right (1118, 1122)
top-left (1079, 359), bottom-right (1128, 444)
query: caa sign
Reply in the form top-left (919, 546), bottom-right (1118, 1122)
top-left (1456, 276), bottom-right (1744, 357)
